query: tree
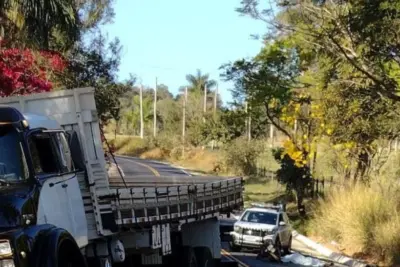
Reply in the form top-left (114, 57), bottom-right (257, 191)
top-left (222, 39), bottom-right (323, 212)
top-left (76, 0), bottom-right (115, 31)
top-left (234, 0), bottom-right (400, 184)
top-left (59, 34), bottom-right (134, 124)
top-left (0, 0), bottom-right (80, 50)
top-left (0, 47), bottom-right (66, 96)
top-left (237, 0), bottom-right (400, 102)
top-left (185, 69), bottom-right (217, 93)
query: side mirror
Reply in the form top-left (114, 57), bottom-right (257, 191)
top-left (279, 221), bottom-right (286, 226)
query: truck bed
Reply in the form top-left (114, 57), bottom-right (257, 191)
top-left (102, 173), bottom-right (243, 227)
top-left (108, 174), bottom-right (236, 187)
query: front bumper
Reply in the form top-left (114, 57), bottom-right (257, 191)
top-left (230, 231), bottom-right (275, 248)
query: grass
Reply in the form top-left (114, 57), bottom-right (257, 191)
top-left (105, 134), bottom-right (149, 156)
top-left (308, 178), bottom-right (400, 265)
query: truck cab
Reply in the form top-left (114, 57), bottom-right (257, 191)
top-left (0, 107), bottom-right (88, 267)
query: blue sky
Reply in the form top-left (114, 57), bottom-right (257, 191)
top-left (102, 0), bottom-right (266, 104)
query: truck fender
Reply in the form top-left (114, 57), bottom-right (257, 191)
top-left (33, 227), bottom-right (87, 267)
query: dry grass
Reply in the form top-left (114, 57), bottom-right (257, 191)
top-left (308, 178), bottom-right (400, 265)
top-left (172, 148), bottom-right (222, 174)
top-left (105, 134), bottom-right (148, 156)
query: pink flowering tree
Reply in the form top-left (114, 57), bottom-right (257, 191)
top-left (0, 47), bottom-right (66, 97)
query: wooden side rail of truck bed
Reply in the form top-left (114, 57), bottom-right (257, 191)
top-left (97, 177), bottom-right (244, 227)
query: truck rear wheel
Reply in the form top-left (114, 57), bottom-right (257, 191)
top-left (87, 257), bottom-right (112, 267)
top-left (181, 246), bottom-right (198, 267)
top-left (193, 247), bottom-right (214, 267)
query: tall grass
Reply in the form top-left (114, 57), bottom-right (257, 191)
top-left (309, 178), bottom-right (400, 265)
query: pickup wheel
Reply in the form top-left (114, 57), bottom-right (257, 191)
top-left (274, 238), bottom-right (282, 259)
top-left (228, 241), bottom-right (241, 252)
top-left (194, 247), bottom-right (214, 267)
top-left (181, 246), bottom-right (198, 267)
top-left (283, 235), bottom-right (292, 255)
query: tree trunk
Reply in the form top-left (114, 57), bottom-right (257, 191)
top-left (295, 179), bottom-right (306, 217)
top-left (353, 150), bottom-right (370, 184)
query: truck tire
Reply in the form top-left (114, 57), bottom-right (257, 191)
top-left (193, 247), bottom-right (214, 267)
top-left (181, 246), bottom-right (198, 267)
top-left (87, 257), bottom-right (112, 267)
top-left (37, 235), bottom-right (87, 267)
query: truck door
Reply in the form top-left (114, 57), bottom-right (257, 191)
top-left (29, 132), bottom-right (74, 235)
top-left (30, 131), bottom-right (88, 248)
top-left (54, 132), bottom-right (88, 248)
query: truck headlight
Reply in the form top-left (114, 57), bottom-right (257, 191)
top-left (0, 241), bottom-right (12, 256)
top-left (234, 225), bottom-right (242, 233)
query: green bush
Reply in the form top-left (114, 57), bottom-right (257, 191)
top-left (222, 137), bottom-right (263, 176)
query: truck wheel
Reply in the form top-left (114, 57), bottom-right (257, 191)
top-left (181, 246), bottom-right (198, 267)
top-left (87, 257), bottom-right (112, 267)
top-left (58, 239), bottom-right (87, 267)
top-left (194, 247), bottom-right (214, 267)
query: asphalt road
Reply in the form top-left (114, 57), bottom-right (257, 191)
top-left (112, 156), bottom-right (332, 267)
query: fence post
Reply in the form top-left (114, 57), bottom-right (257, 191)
top-left (322, 178), bottom-right (325, 197)
top-left (330, 176), bottom-right (333, 186)
top-left (310, 179), bottom-right (314, 198)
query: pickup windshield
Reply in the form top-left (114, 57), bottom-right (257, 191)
top-left (0, 125), bottom-right (28, 181)
top-left (240, 211), bottom-right (278, 225)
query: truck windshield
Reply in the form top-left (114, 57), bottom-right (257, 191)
top-left (0, 125), bottom-right (28, 181)
top-left (240, 211), bottom-right (278, 225)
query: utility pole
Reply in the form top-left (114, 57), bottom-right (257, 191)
top-left (269, 124), bottom-right (274, 148)
top-left (245, 101), bottom-right (251, 142)
top-left (214, 83), bottom-right (218, 118)
top-left (182, 87), bottom-right (188, 140)
top-left (182, 87), bottom-right (188, 157)
top-left (203, 84), bottom-right (207, 123)
top-left (211, 84), bottom-right (219, 150)
top-left (153, 77), bottom-right (157, 137)
top-left (140, 84), bottom-right (144, 139)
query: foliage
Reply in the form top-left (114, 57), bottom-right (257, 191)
top-left (0, 0), bottom-right (80, 50)
top-left (185, 69), bottom-right (217, 93)
top-left (0, 47), bottom-right (66, 96)
top-left (59, 34), bottom-right (134, 124)
top-left (0, 0), bottom-right (116, 51)
top-left (273, 147), bottom-right (312, 213)
top-left (222, 137), bottom-right (263, 176)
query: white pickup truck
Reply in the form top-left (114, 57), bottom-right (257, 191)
top-left (0, 87), bottom-right (244, 267)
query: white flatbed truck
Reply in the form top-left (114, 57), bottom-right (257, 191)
top-left (0, 87), bottom-right (244, 267)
